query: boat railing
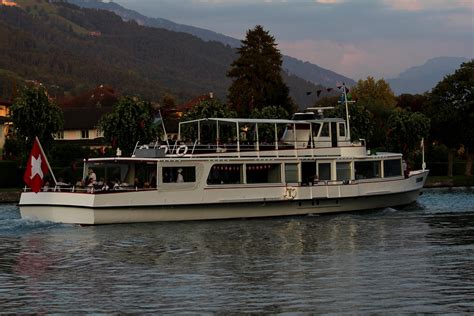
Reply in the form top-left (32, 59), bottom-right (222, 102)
top-left (23, 185), bottom-right (157, 194)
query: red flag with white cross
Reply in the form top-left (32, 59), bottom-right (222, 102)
top-left (23, 137), bottom-right (50, 193)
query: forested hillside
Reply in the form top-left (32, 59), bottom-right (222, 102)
top-left (0, 1), bottom-right (324, 107)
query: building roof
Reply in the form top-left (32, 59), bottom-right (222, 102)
top-left (59, 85), bottom-right (118, 130)
top-left (0, 100), bottom-right (12, 107)
top-left (60, 85), bottom-right (118, 108)
top-left (62, 107), bottom-right (112, 130)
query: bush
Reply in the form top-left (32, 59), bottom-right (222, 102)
top-left (0, 161), bottom-right (22, 188)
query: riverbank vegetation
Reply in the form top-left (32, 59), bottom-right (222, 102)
top-left (0, 21), bottom-right (472, 187)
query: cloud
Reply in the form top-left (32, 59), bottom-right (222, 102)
top-left (116, 0), bottom-right (474, 78)
top-left (278, 38), bottom-right (473, 80)
top-left (383, 0), bottom-right (474, 11)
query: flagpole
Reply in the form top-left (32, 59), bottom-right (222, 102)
top-left (421, 137), bottom-right (426, 171)
top-left (158, 109), bottom-right (170, 149)
top-left (35, 136), bottom-right (57, 185)
top-left (343, 83), bottom-right (351, 141)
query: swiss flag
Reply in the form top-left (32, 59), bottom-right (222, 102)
top-left (23, 137), bottom-right (50, 193)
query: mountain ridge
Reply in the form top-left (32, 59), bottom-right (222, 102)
top-left (66, 0), bottom-right (356, 88)
top-left (387, 56), bottom-right (470, 95)
top-left (0, 1), bottom-right (327, 108)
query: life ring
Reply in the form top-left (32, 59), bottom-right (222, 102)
top-left (159, 145), bottom-right (169, 154)
top-left (139, 144), bottom-right (149, 149)
top-left (176, 145), bottom-right (188, 156)
top-left (283, 186), bottom-right (297, 200)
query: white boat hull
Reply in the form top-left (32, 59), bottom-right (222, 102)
top-left (19, 171), bottom-right (428, 225)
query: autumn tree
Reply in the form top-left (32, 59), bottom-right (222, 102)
top-left (351, 77), bottom-right (397, 147)
top-left (10, 84), bottom-right (64, 159)
top-left (227, 25), bottom-right (295, 117)
top-left (426, 60), bottom-right (474, 176)
top-left (99, 96), bottom-right (160, 156)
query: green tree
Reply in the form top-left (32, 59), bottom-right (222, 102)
top-left (250, 106), bottom-right (289, 143)
top-left (180, 98), bottom-right (236, 144)
top-left (227, 25), bottom-right (295, 117)
top-left (352, 77), bottom-right (397, 147)
top-left (386, 110), bottom-right (430, 164)
top-left (330, 102), bottom-right (375, 143)
top-left (396, 93), bottom-right (428, 112)
top-left (181, 98), bottom-right (236, 121)
top-left (426, 60), bottom-right (474, 176)
top-left (10, 84), bottom-right (64, 160)
top-left (99, 96), bottom-right (160, 156)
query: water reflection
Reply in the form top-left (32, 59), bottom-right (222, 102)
top-left (0, 189), bottom-right (472, 313)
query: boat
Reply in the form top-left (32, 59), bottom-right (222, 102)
top-left (19, 95), bottom-right (429, 224)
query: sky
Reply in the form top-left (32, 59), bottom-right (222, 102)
top-left (114, 0), bottom-right (474, 80)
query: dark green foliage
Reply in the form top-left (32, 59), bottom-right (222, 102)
top-left (180, 98), bottom-right (236, 143)
top-left (386, 110), bottom-right (430, 157)
top-left (227, 25), bottom-right (295, 117)
top-left (182, 98), bottom-right (236, 121)
top-left (396, 93), bottom-right (428, 112)
top-left (426, 60), bottom-right (473, 150)
top-left (0, 161), bottom-right (22, 188)
top-left (9, 84), bottom-right (64, 161)
top-left (250, 106), bottom-right (289, 120)
top-left (329, 102), bottom-right (375, 143)
top-left (250, 106), bottom-right (289, 142)
top-left (99, 96), bottom-right (160, 156)
top-left (425, 60), bottom-right (473, 175)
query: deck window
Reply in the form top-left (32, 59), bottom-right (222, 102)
top-left (355, 161), bottom-right (381, 179)
top-left (246, 164), bottom-right (281, 184)
top-left (207, 164), bottom-right (242, 185)
top-left (320, 123), bottom-right (330, 137)
top-left (162, 166), bottom-right (196, 183)
top-left (339, 123), bottom-right (346, 137)
top-left (285, 163), bottom-right (299, 183)
top-left (318, 163), bottom-right (331, 181)
top-left (336, 162), bottom-right (351, 181)
top-left (383, 159), bottom-right (402, 177)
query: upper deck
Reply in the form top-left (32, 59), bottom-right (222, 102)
top-left (129, 114), bottom-right (368, 160)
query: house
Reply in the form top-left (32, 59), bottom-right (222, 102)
top-left (56, 85), bottom-right (117, 148)
top-left (0, 100), bottom-right (12, 150)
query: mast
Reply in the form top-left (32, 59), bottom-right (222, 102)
top-left (342, 83), bottom-right (351, 141)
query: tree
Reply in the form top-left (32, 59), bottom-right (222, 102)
top-left (99, 96), bottom-right (160, 156)
top-left (181, 98), bottom-right (236, 121)
top-left (227, 25), bottom-right (295, 117)
top-left (10, 84), bottom-right (64, 160)
top-left (386, 110), bottom-right (430, 165)
top-left (396, 93), bottom-right (428, 112)
top-left (330, 102), bottom-right (375, 143)
top-left (351, 77), bottom-right (397, 148)
top-left (426, 60), bottom-right (474, 176)
top-left (180, 98), bottom-right (237, 143)
top-left (250, 106), bottom-right (289, 143)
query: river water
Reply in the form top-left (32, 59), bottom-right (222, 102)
top-left (0, 188), bottom-right (473, 313)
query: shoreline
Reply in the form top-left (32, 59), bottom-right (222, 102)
top-left (1, 182), bottom-right (471, 204)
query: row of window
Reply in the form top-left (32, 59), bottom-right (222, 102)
top-left (163, 159), bottom-right (402, 185)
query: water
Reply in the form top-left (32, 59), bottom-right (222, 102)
top-left (0, 188), bottom-right (473, 313)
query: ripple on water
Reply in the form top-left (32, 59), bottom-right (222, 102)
top-left (0, 188), bottom-right (473, 313)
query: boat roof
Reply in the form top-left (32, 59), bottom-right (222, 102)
top-left (180, 117), bottom-right (345, 125)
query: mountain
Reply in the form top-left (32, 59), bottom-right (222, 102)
top-left (0, 0), bottom-right (328, 108)
top-left (66, 0), bottom-right (355, 88)
top-left (388, 57), bottom-right (470, 95)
